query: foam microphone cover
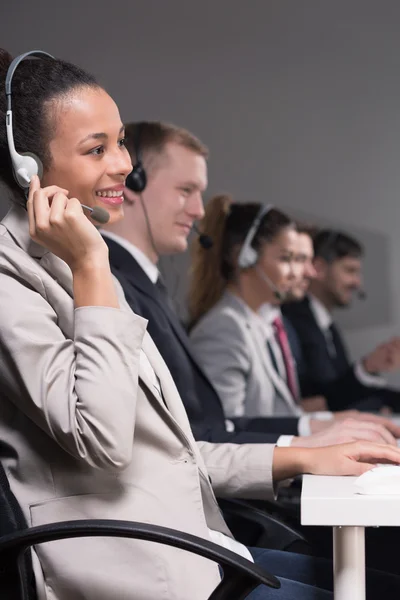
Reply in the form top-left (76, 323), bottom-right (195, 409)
top-left (199, 234), bottom-right (213, 249)
top-left (192, 224), bottom-right (213, 249)
top-left (274, 290), bottom-right (285, 302)
top-left (91, 206), bottom-right (110, 224)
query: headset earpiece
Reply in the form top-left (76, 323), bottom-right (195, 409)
top-left (125, 123), bottom-right (147, 193)
top-left (237, 204), bottom-right (273, 269)
top-left (126, 162), bottom-right (147, 193)
top-left (10, 152), bottom-right (41, 188)
top-left (239, 246), bottom-right (258, 269)
top-left (16, 152), bottom-right (43, 188)
top-left (22, 152), bottom-right (43, 178)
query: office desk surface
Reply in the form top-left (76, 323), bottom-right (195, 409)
top-left (301, 474), bottom-right (400, 527)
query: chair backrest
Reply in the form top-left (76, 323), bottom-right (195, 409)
top-left (0, 457), bottom-right (36, 599)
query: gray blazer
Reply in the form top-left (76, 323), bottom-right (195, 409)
top-left (190, 292), bottom-right (302, 419)
top-left (0, 205), bottom-right (275, 600)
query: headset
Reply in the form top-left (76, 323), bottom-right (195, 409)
top-left (236, 204), bottom-right (285, 301)
top-left (125, 123), bottom-right (147, 193)
top-left (237, 204), bottom-right (273, 268)
top-left (5, 50), bottom-right (54, 189)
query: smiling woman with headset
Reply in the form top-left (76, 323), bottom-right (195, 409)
top-left (189, 194), bottom-right (302, 420)
top-left (3, 49), bottom-right (400, 600)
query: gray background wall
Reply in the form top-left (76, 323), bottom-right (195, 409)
top-left (2, 0), bottom-right (400, 383)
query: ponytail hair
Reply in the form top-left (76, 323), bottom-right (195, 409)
top-left (188, 195), bottom-right (294, 327)
top-left (189, 194), bottom-right (233, 328)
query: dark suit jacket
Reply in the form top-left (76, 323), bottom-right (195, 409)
top-left (104, 237), bottom-right (300, 443)
top-left (282, 296), bottom-right (400, 411)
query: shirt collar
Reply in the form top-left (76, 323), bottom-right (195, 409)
top-left (226, 291), bottom-right (266, 327)
top-left (309, 293), bottom-right (333, 331)
top-left (258, 303), bottom-right (282, 326)
top-left (101, 230), bottom-right (159, 284)
top-left (227, 293), bottom-right (281, 341)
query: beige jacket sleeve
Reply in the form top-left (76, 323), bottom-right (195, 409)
top-left (0, 270), bottom-right (147, 471)
top-left (198, 441), bottom-right (276, 500)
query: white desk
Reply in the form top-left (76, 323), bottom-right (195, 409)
top-left (301, 475), bottom-right (400, 600)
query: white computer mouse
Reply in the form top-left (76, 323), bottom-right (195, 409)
top-left (354, 465), bottom-right (400, 495)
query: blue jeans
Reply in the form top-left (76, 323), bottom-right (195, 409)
top-left (242, 547), bottom-right (400, 600)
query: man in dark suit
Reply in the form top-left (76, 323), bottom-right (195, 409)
top-left (100, 121), bottom-right (400, 449)
top-left (283, 228), bottom-right (400, 412)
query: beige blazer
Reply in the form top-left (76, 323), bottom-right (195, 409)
top-left (190, 292), bottom-right (302, 419)
top-left (0, 205), bottom-right (275, 600)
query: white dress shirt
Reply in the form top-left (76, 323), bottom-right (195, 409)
top-left (101, 230), bottom-right (159, 284)
top-left (309, 294), bottom-right (386, 388)
top-left (101, 231), bottom-right (254, 562)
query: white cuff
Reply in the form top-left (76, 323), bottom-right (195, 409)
top-left (298, 415), bottom-right (312, 436)
top-left (311, 411), bottom-right (334, 420)
top-left (298, 412), bottom-right (333, 436)
top-left (355, 360), bottom-right (386, 388)
top-left (225, 419), bottom-right (235, 433)
top-left (276, 435), bottom-right (294, 447)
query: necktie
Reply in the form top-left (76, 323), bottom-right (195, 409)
top-left (324, 325), bottom-right (337, 360)
top-left (155, 274), bottom-right (168, 297)
top-left (155, 275), bottom-right (174, 310)
top-left (272, 316), bottom-right (299, 401)
top-left (327, 323), bottom-right (350, 374)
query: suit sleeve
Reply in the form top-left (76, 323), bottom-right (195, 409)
top-left (0, 270), bottom-right (147, 470)
top-left (234, 416), bottom-right (299, 436)
top-left (198, 441), bottom-right (276, 500)
top-left (190, 313), bottom-right (251, 418)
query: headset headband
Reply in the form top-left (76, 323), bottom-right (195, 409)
top-left (5, 50), bottom-right (55, 188)
top-left (237, 204), bottom-right (274, 269)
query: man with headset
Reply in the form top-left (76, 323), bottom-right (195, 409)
top-left (100, 121), bottom-right (400, 448)
top-left (283, 229), bottom-right (400, 412)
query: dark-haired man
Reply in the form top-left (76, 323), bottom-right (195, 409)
top-left (283, 229), bottom-right (400, 411)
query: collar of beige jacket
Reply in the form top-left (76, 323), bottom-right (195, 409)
top-left (1, 204), bottom-right (48, 258)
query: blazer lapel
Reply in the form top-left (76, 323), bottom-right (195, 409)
top-left (39, 253), bottom-right (195, 444)
top-left (225, 294), bottom-right (294, 407)
top-left (141, 332), bottom-right (197, 436)
top-left (39, 252), bottom-right (74, 297)
top-left (222, 293), bottom-right (300, 415)
top-left (105, 238), bottom-right (216, 387)
top-left (249, 317), bottom-right (300, 413)
top-left (2, 205), bottom-right (75, 299)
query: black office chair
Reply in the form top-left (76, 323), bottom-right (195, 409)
top-left (0, 462), bottom-right (280, 600)
top-left (218, 498), bottom-right (311, 554)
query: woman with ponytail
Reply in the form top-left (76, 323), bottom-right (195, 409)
top-left (189, 195), bottom-right (302, 420)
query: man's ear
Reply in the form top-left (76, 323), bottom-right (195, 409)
top-left (313, 256), bottom-right (329, 282)
top-left (123, 186), bottom-right (138, 206)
